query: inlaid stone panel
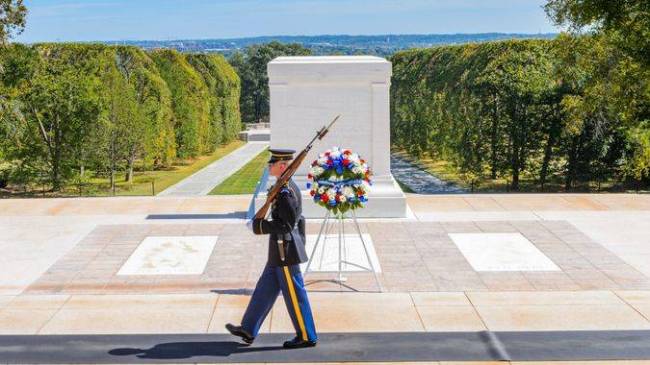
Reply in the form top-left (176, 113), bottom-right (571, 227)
top-left (117, 236), bottom-right (218, 276)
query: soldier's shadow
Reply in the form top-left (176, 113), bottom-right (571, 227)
top-left (109, 341), bottom-right (281, 359)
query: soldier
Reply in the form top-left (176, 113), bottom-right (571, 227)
top-left (226, 148), bottom-right (318, 349)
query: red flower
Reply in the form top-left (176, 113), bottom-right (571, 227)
top-left (310, 190), bottom-right (315, 196)
top-left (321, 194), bottom-right (329, 203)
top-left (335, 194), bottom-right (341, 202)
top-left (311, 161), bottom-right (317, 167)
top-left (344, 149), bottom-right (351, 154)
top-left (360, 159), bottom-right (366, 164)
top-left (327, 159), bottom-right (334, 166)
top-left (307, 173), bottom-right (313, 179)
top-left (342, 159), bottom-right (350, 166)
top-left (357, 190), bottom-right (364, 196)
top-left (325, 151), bottom-right (330, 157)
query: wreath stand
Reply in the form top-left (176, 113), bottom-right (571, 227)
top-left (304, 209), bottom-right (383, 292)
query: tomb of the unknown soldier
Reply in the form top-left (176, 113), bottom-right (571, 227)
top-left (256, 55), bottom-right (408, 218)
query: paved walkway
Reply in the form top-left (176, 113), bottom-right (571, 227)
top-left (5, 331), bottom-right (650, 363)
top-left (391, 154), bottom-right (466, 193)
top-left (157, 142), bottom-right (268, 197)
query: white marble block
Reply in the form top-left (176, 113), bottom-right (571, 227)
top-left (259, 56), bottom-right (407, 218)
top-left (117, 236), bottom-right (218, 276)
top-left (449, 233), bottom-right (560, 272)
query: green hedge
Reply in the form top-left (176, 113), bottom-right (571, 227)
top-left (391, 36), bottom-right (649, 190)
top-left (185, 53), bottom-right (241, 146)
top-left (0, 43), bottom-right (241, 191)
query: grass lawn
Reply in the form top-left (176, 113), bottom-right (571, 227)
top-left (82, 140), bottom-right (246, 196)
top-left (209, 148), bottom-right (269, 195)
top-left (2, 140), bottom-right (246, 198)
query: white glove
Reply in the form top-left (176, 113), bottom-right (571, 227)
top-left (246, 219), bottom-right (253, 232)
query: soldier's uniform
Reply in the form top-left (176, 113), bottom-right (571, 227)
top-left (227, 149), bottom-right (317, 348)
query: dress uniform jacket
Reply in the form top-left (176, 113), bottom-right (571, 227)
top-left (254, 179), bottom-right (308, 267)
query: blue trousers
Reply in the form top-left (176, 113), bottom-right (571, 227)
top-left (241, 264), bottom-right (317, 342)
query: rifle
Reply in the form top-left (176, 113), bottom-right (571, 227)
top-left (254, 114), bottom-right (340, 220)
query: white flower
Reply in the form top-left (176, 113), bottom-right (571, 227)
top-left (352, 166), bottom-right (362, 174)
top-left (317, 157), bottom-right (327, 165)
top-left (342, 186), bottom-right (354, 197)
top-left (311, 166), bottom-right (324, 176)
top-left (338, 195), bottom-right (347, 203)
top-left (318, 187), bottom-right (325, 194)
top-left (326, 189), bottom-right (336, 199)
top-left (328, 175), bottom-right (337, 181)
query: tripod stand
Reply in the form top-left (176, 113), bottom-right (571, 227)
top-left (303, 209), bottom-right (383, 292)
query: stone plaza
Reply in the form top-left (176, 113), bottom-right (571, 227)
top-left (1, 194), bottom-right (650, 364)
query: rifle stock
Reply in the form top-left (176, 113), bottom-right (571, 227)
top-left (254, 115), bottom-right (340, 220)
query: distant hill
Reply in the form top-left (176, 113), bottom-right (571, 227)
top-left (106, 33), bottom-right (557, 57)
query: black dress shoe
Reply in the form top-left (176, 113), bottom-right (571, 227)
top-left (283, 336), bottom-right (317, 349)
top-left (225, 323), bottom-right (254, 344)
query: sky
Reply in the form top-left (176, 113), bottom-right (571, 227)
top-left (15, 0), bottom-right (559, 43)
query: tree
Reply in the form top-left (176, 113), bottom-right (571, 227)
top-left (18, 49), bottom-right (101, 191)
top-left (545, 1), bottom-right (650, 185)
top-left (150, 49), bottom-right (210, 158)
top-left (185, 53), bottom-right (242, 149)
top-left (230, 42), bottom-right (310, 123)
top-left (113, 46), bottom-right (177, 180)
top-left (100, 54), bottom-right (142, 188)
top-left (0, 43), bottom-right (36, 188)
top-left (545, 0), bottom-right (650, 66)
top-left (0, 0), bottom-right (26, 45)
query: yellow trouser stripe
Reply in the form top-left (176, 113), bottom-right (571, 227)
top-left (283, 266), bottom-right (308, 341)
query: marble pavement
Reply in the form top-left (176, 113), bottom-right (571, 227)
top-left (1, 194), bottom-right (650, 364)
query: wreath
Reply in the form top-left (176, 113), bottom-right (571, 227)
top-left (307, 147), bottom-right (372, 215)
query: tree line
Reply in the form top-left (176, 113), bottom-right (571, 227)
top-left (391, 0), bottom-right (648, 192)
top-left (391, 35), bottom-right (648, 191)
top-left (229, 41), bottom-right (311, 123)
top-left (0, 43), bottom-right (241, 191)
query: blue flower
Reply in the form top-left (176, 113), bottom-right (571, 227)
top-left (314, 194), bottom-right (321, 201)
top-left (329, 199), bottom-right (336, 206)
top-left (306, 183), bottom-right (311, 189)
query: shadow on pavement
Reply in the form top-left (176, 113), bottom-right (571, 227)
top-left (210, 288), bottom-right (254, 295)
top-left (109, 341), bottom-right (282, 359)
top-left (146, 212), bottom-right (247, 220)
